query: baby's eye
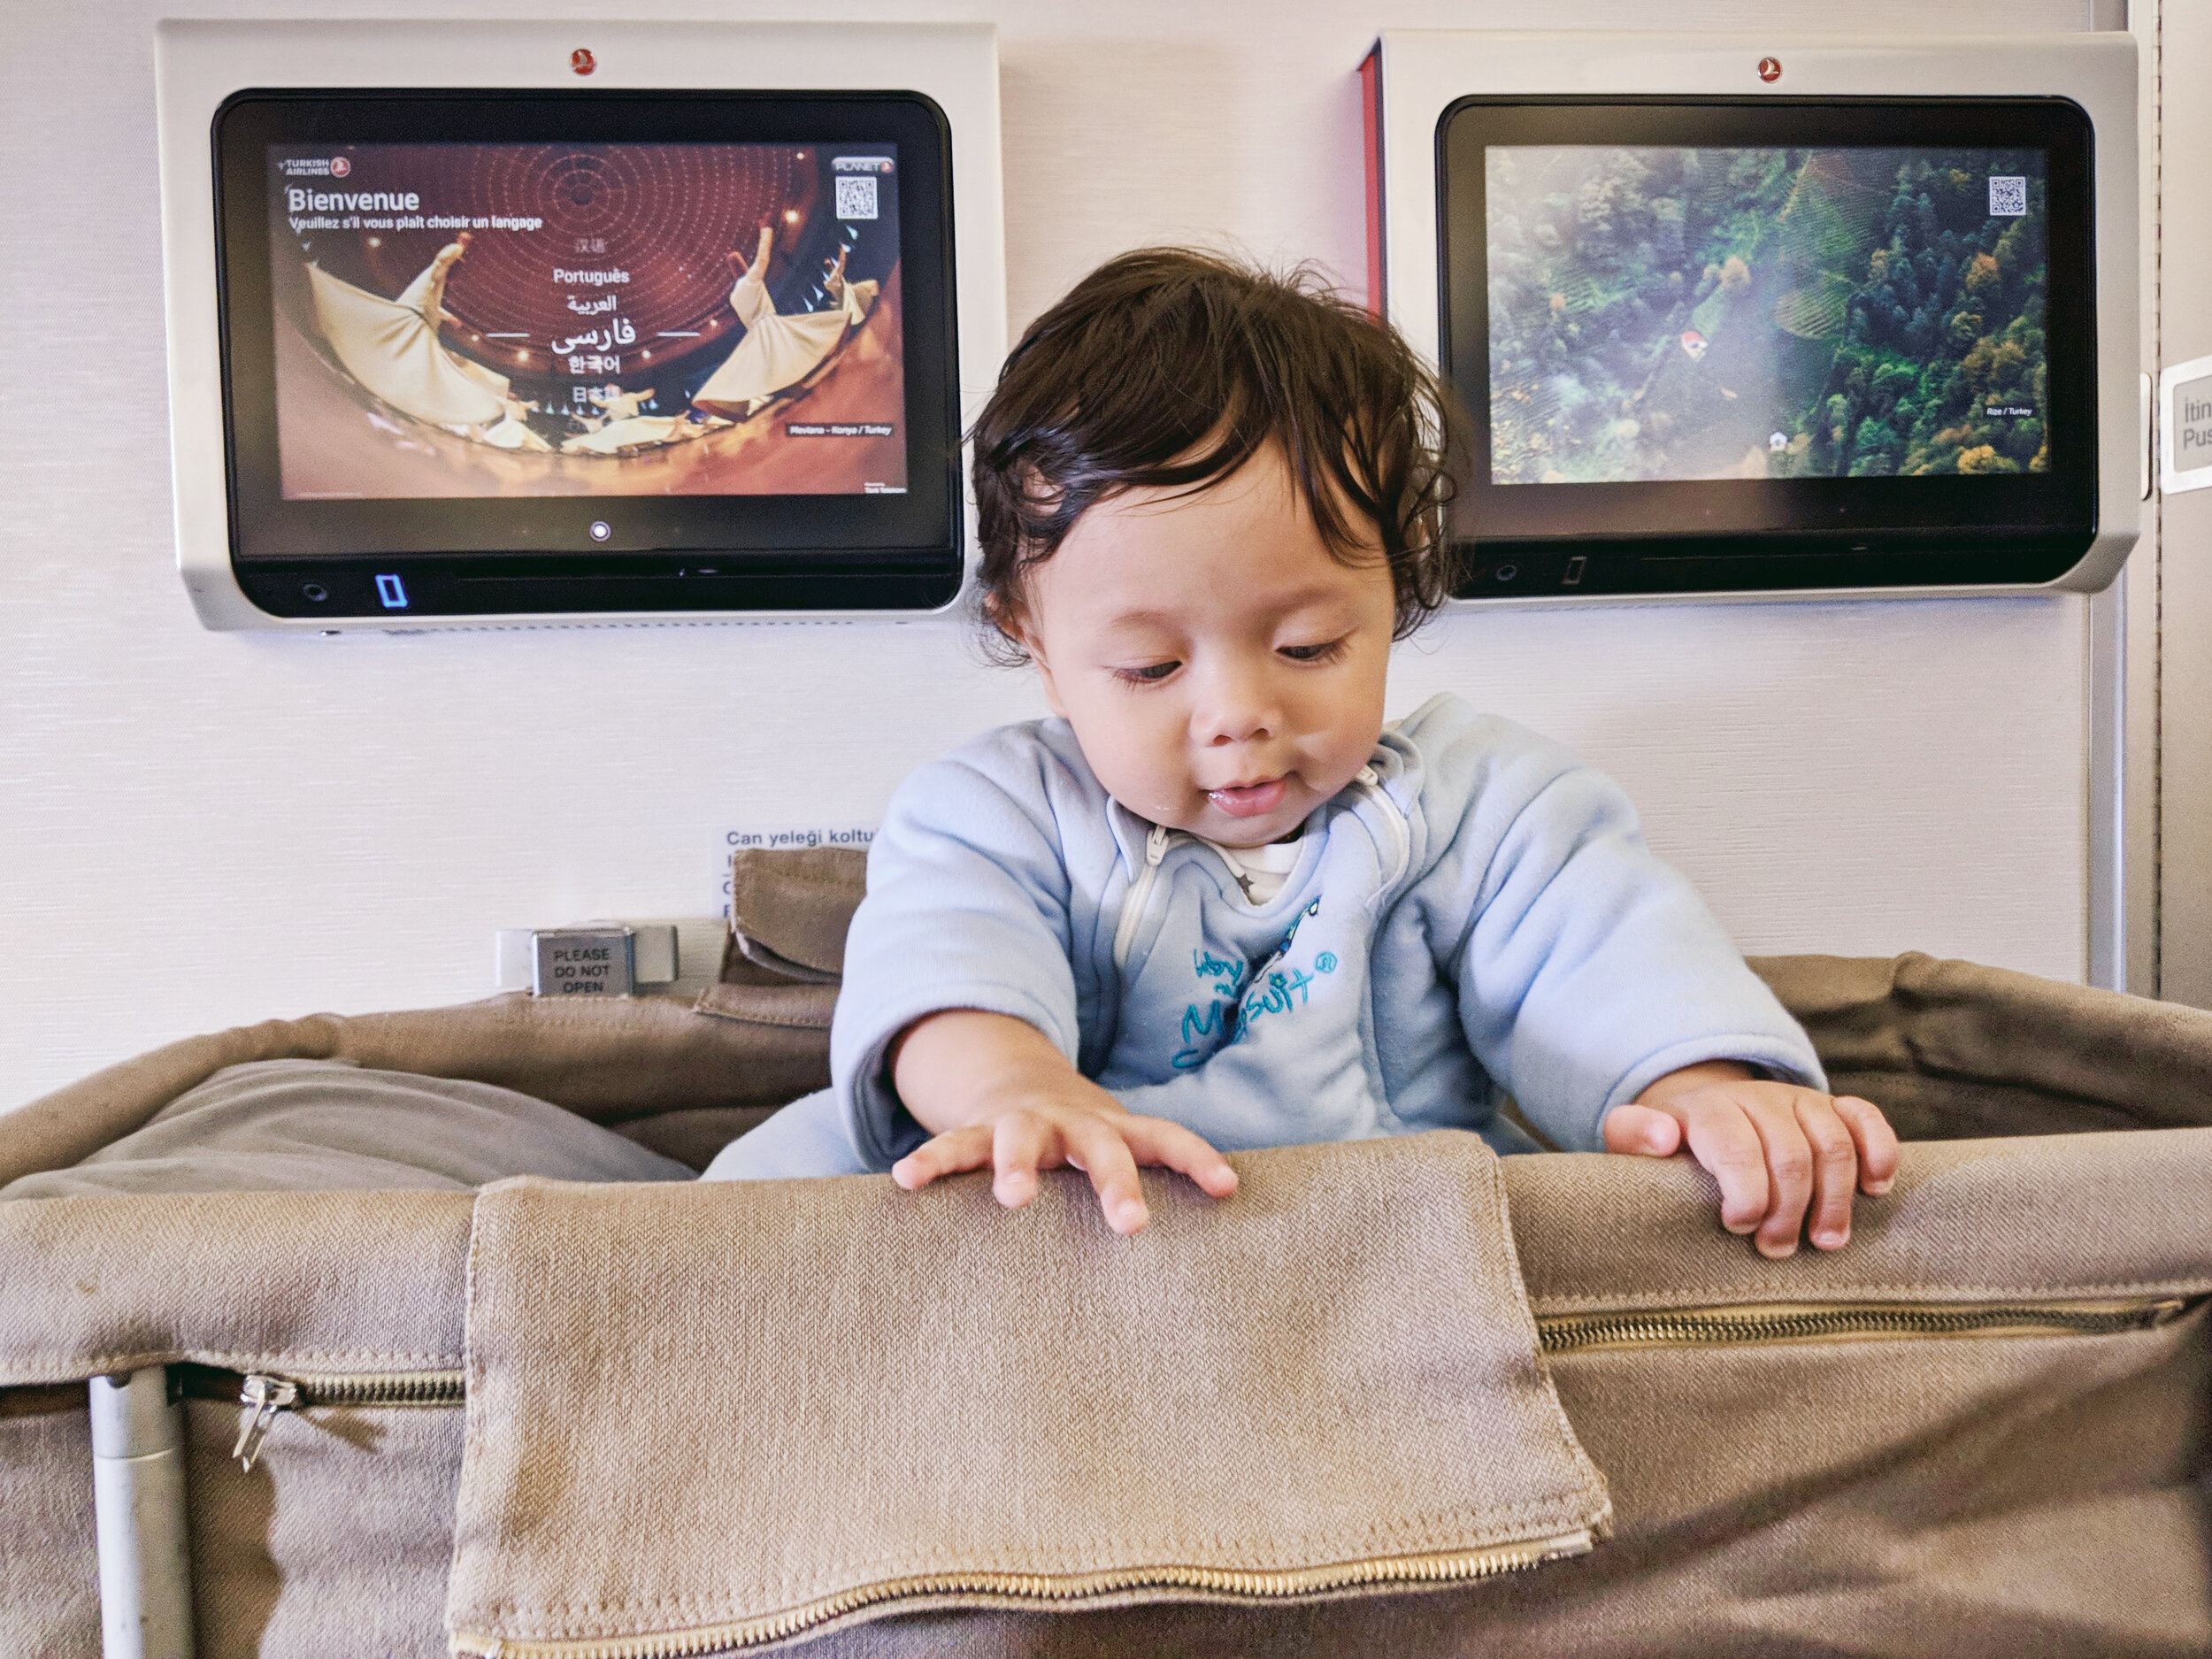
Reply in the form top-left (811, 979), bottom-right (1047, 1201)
top-left (1278, 637), bottom-right (1349, 664)
top-left (1114, 660), bottom-right (1181, 685)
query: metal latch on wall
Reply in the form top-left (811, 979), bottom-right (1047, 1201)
top-left (494, 924), bottom-right (679, 997)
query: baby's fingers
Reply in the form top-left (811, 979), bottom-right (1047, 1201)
top-left (990, 1113), bottom-right (1053, 1210)
top-left (1741, 1099), bottom-right (1816, 1260)
top-left (1118, 1115), bottom-right (1240, 1200)
top-left (1838, 1095), bottom-right (1900, 1196)
top-left (892, 1124), bottom-right (995, 1193)
top-left (1794, 1094), bottom-right (1861, 1251)
top-left (1601, 1103), bottom-right (1684, 1158)
top-left (1060, 1115), bottom-right (1150, 1236)
top-left (1678, 1099), bottom-right (1771, 1240)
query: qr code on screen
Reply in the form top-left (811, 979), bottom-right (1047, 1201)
top-left (1988, 176), bottom-right (2028, 217)
top-left (835, 175), bottom-right (879, 220)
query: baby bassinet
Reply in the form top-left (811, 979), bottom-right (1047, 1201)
top-left (3, 850), bottom-right (2208, 1657)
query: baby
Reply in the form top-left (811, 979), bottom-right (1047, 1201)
top-left (706, 249), bottom-right (1898, 1257)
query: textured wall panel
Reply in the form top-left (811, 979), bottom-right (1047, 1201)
top-left (0, 0), bottom-right (2093, 1107)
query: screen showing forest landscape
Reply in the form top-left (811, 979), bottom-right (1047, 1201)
top-left (1485, 146), bottom-right (2050, 487)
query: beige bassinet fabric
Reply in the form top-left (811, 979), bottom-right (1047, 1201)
top-left (446, 1134), bottom-right (1610, 1655)
top-left (0, 1059), bottom-right (692, 1200)
top-left (732, 1136), bottom-right (2212, 1658)
top-left (718, 844), bottom-right (869, 985)
top-left (6, 926), bottom-right (2212, 1657)
top-left (1508, 1127), bottom-right (2212, 1310)
top-left (0, 985), bottom-right (831, 1187)
top-left (10, 1127), bottom-right (2206, 1657)
top-left (1763, 949), bottom-right (2212, 1136)
top-left (0, 1186), bottom-right (472, 1386)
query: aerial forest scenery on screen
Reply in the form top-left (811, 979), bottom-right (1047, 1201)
top-left (1485, 146), bottom-right (2052, 486)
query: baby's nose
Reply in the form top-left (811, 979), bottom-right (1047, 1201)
top-left (1205, 715), bottom-right (1270, 745)
top-left (1194, 668), bottom-right (1280, 745)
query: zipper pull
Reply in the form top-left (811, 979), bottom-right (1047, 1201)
top-left (1352, 763), bottom-right (1412, 895)
top-left (232, 1372), bottom-right (300, 1472)
top-left (1146, 823), bottom-right (1171, 866)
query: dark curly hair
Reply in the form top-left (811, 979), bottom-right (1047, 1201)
top-left (969, 248), bottom-right (1465, 660)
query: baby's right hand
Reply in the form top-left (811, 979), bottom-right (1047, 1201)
top-left (892, 1099), bottom-right (1238, 1235)
top-left (889, 1010), bottom-right (1238, 1235)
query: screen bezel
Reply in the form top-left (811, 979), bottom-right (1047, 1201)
top-left (211, 88), bottom-right (963, 615)
top-left (1436, 96), bottom-right (2098, 597)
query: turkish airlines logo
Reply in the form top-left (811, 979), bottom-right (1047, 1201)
top-left (572, 47), bottom-right (596, 75)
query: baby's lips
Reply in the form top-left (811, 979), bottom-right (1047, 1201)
top-left (1206, 777), bottom-right (1289, 817)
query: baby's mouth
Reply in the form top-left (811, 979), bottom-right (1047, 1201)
top-left (1206, 778), bottom-right (1288, 818)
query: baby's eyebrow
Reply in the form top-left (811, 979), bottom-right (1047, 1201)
top-left (1098, 588), bottom-right (1361, 633)
top-left (1095, 605), bottom-right (1183, 631)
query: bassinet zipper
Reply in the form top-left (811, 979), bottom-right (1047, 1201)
top-left (190, 1366), bottom-right (466, 1471)
top-left (1536, 1294), bottom-right (2193, 1356)
top-left (448, 1528), bottom-right (1597, 1659)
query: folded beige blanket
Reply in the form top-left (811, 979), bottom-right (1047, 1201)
top-left (447, 1132), bottom-right (1611, 1655)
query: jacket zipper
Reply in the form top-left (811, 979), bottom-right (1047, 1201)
top-left (1354, 764), bottom-right (1411, 893)
top-left (449, 1529), bottom-right (1597, 1659)
top-left (1110, 767), bottom-right (1409, 974)
top-left (1110, 822), bottom-right (1179, 972)
top-left (1536, 1294), bottom-right (2193, 1356)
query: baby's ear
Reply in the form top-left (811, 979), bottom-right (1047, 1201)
top-left (993, 598), bottom-right (1069, 715)
top-left (1031, 653), bottom-right (1070, 718)
top-left (980, 590), bottom-right (1031, 654)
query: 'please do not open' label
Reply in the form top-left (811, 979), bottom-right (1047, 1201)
top-left (2160, 356), bottom-right (2212, 495)
top-left (534, 929), bottom-right (634, 996)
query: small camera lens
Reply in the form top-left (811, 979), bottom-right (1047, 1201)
top-left (588, 520), bottom-right (612, 542)
top-left (302, 582), bottom-right (329, 603)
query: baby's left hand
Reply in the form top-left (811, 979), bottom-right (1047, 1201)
top-left (1601, 1061), bottom-right (1899, 1257)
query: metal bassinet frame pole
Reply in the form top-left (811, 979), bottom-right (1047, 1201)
top-left (89, 1366), bottom-right (196, 1659)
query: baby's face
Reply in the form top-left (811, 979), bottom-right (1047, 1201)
top-left (1019, 442), bottom-right (1396, 849)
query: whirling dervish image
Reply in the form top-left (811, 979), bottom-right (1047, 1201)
top-left (558, 386), bottom-right (733, 456)
top-left (690, 224), bottom-right (880, 419)
top-left (303, 231), bottom-right (513, 429)
top-left (480, 396), bottom-right (554, 452)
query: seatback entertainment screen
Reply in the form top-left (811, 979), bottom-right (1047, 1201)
top-left (1486, 145), bottom-right (2049, 486)
top-left (270, 140), bottom-right (910, 502)
top-left (1438, 99), bottom-right (2096, 596)
top-left (214, 91), bottom-right (960, 617)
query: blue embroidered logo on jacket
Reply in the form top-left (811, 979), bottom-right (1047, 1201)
top-left (1171, 901), bottom-right (1333, 1070)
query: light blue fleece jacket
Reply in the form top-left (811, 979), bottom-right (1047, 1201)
top-left (703, 692), bottom-right (1824, 1180)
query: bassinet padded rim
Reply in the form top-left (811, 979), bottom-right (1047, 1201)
top-left (10, 947), bottom-right (2212, 1193)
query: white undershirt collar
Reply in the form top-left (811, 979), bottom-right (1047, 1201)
top-left (1197, 832), bottom-right (1302, 905)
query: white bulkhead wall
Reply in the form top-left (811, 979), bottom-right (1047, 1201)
top-left (0, 0), bottom-right (2108, 1109)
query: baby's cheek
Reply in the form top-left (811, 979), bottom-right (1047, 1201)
top-left (1080, 724), bottom-right (1195, 822)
